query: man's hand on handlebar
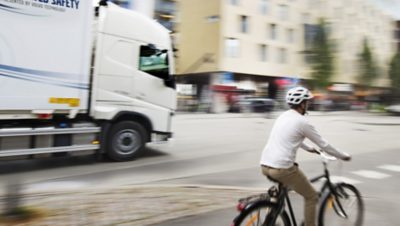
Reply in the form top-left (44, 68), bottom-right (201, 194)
top-left (308, 148), bottom-right (320, 154)
top-left (309, 148), bottom-right (352, 161)
top-left (341, 153), bottom-right (352, 161)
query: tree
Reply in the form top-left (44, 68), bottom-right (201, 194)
top-left (389, 51), bottom-right (400, 97)
top-left (357, 38), bottom-right (379, 87)
top-left (309, 19), bottom-right (335, 89)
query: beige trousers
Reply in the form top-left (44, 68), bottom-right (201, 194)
top-left (261, 164), bottom-right (318, 226)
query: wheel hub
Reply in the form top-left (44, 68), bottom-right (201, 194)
top-left (115, 129), bottom-right (140, 154)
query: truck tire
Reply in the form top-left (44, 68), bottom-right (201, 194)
top-left (106, 121), bottom-right (147, 161)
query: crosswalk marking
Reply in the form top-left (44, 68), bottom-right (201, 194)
top-left (351, 170), bottom-right (391, 179)
top-left (330, 176), bottom-right (362, 184)
top-left (378, 164), bottom-right (400, 172)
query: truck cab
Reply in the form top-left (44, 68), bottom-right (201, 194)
top-left (91, 3), bottom-right (177, 160)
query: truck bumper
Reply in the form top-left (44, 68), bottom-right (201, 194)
top-left (151, 132), bottom-right (173, 143)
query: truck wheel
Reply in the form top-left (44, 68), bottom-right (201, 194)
top-left (106, 121), bottom-right (147, 161)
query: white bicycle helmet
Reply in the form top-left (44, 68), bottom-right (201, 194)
top-left (286, 86), bottom-right (313, 105)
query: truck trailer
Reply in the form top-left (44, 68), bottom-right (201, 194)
top-left (0, 0), bottom-right (176, 161)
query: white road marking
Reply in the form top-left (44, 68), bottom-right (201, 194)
top-left (329, 176), bottom-right (362, 185)
top-left (352, 170), bottom-right (391, 179)
top-left (378, 164), bottom-right (400, 172)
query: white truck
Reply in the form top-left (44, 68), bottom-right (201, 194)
top-left (0, 0), bottom-right (176, 161)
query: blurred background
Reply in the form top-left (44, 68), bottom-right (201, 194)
top-left (112, 0), bottom-right (400, 115)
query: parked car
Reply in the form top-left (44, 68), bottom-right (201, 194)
top-left (310, 97), bottom-right (351, 111)
top-left (237, 98), bottom-right (276, 113)
top-left (385, 104), bottom-right (400, 115)
top-left (350, 101), bottom-right (368, 110)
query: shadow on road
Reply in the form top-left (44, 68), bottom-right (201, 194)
top-left (0, 147), bottom-right (169, 174)
top-left (141, 147), bottom-right (169, 158)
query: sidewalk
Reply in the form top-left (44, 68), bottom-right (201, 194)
top-left (0, 185), bottom-right (261, 226)
top-left (350, 114), bottom-right (400, 126)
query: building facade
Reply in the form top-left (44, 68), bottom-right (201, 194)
top-left (314, 0), bottom-right (396, 86)
top-left (110, 0), bottom-right (176, 31)
top-left (175, 0), bottom-right (397, 112)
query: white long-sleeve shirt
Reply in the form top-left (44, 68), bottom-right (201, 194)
top-left (260, 109), bottom-right (349, 169)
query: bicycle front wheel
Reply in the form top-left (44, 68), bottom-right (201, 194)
top-left (318, 183), bottom-right (364, 226)
top-left (233, 201), bottom-right (290, 226)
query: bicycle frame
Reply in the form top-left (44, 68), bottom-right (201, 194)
top-left (266, 184), bottom-right (298, 226)
top-left (268, 155), bottom-right (348, 226)
top-left (310, 161), bottom-right (335, 195)
top-left (310, 160), bottom-right (348, 219)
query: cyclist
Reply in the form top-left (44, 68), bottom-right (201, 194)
top-left (260, 86), bottom-right (351, 226)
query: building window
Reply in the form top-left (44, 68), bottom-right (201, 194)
top-left (278, 4), bottom-right (289, 21)
top-left (206, 15), bottom-right (220, 23)
top-left (302, 13), bottom-right (311, 24)
top-left (139, 45), bottom-right (170, 80)
top-left (307, 0), bottom-right (319, 8)
top-left (225, 38), bottom-right (240, 58)
top-left (259, 0), bottom-right (269, 15)
top-left (110, 0), bottom-right (132, 9)
top-left (278, 48), bottom-right (287, 64)
top-left (259, 44), bottom-right (268, 62)
top-left (154, 0), bottom-right (177, 31)
top-left (270, 24), bottom-right (277, 40)
top-left (287, 28), bottom-right (295, 43)
top-left (240, 15), bottom-right (249, 33)
top-left (334, 7), bottom-right (342, 19)
top-left (229, 0), bottom-right (239, 5)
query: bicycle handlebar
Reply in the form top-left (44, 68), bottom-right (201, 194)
top-left (315, 149), bottom-right (337, 163)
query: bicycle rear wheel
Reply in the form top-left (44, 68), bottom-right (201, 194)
top-left (233, 201), bottom-right (290, 226)
top-left (318, 183), bottom-right (364, 226)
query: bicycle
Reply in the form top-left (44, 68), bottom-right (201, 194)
top-left (231, 151), bottom-right (364, 226)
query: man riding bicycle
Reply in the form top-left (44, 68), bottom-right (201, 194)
top-left (260, 86), bottom-right (351, 226)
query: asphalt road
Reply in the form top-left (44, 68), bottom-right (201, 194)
top-left (0, 111), bottom-right (399, 225)
top-left (157, 147), bottom-right (400, 226)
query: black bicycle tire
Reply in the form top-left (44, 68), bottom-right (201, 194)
top-left (318, 183), bottom-right (364, 226)
top-left (233, 201), bottom-right (291, 226)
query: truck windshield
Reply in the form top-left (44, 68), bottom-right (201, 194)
top-left (139, 45), bottom-right (170, 80)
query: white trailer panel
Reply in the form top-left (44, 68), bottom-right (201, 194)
top-left (0, 0), bottom-right (93, 111)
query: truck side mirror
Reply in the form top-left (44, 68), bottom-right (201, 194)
top-left (164, 75), bottom-right (176, 89)
top-left (157, 49), bottom-right (168, 56)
